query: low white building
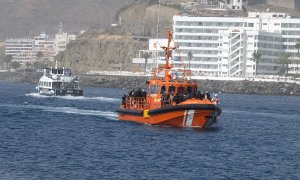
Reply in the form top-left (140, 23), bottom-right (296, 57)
top-left (54, 32), bottom-right (76, 55)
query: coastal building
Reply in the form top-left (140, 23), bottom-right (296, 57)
top-left (219, 0), bottom-right (243, 10)
top-left (33, 33), bottom-right (55, 61)
top-left (133, 12), bottom-right (300, 76)
top-left (172, 12), bottom-right (300, 76)
top-left (54, 32), bottom-right (76, 55)
top-left (5, 31), bottom-right (76, 63)
top-left (5, 38), bottom-right (34, 62)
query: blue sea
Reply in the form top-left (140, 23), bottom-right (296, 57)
top-left (0, 82), bottom-right (299, 179)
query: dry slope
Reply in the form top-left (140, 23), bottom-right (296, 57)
top-left (59, 2), bottom-right (179, 73)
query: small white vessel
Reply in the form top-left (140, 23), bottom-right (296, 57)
top-left (36, 64), bottom-right (83, 96)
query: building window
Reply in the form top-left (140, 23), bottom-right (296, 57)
top-left (248, 23), bottom-right (254, 27)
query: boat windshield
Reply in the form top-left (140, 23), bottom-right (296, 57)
top-left (149, 84), bottom-right (159, 94)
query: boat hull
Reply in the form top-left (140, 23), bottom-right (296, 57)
top-left (117, 104), bottom-right (221, 128)
top-left (38, 88), bottom-right (83, 96)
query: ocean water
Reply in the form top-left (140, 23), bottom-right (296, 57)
top-left (0, 82), bottom-right (299, 179)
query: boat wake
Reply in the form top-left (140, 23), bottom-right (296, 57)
top-left (42, 106), bottom-right (118, 119)
top-left (25, 93), bottom-right (120, 102)
top-left (0, 103), bottom-right (118, 120)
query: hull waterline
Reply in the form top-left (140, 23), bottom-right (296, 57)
top-left (117, 103), bottom-right (221, 128)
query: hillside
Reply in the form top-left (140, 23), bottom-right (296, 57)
top-left (58, 2), bottom-right (180, 73)
top-left (0, 0), bottom-right (135, 39)
top-left (59, 1), bottom-right (300, 74)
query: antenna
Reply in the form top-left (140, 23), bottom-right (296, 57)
top-left (58, 22), bottom-right (63, 34)
top-left (55, 60), bottom-right (58, 69)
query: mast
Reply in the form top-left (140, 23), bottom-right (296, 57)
top-left (165, 30), bottom-right (172, 69)
top-left (55, 60), bottom-right (58, 69)
top-left (162, 30), bottom-right (175, 81)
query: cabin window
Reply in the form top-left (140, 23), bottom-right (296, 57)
top-left (187, 86), bottom-right (192, 94)
top-left (168, 85), bottom-right (175, 94)
top-left (65, 69), bottom-right (71, 76)
top-left (52, 82), bottom-right (60, 89)
top-left (149, 84), bottom-right (159, 94)
top-left (177, 86), bottom-right (185, 95)
top-left (160, 85), bottom-right (166, 94)
top-left (58, 69), bottom-right (64, 74)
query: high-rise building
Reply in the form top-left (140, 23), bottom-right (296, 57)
top-left (172, 12), bottom-right (300, 76)
top-left (5, 31), bottom-right (77, 63)
top-left (5, 38), bottom-right (34, 62)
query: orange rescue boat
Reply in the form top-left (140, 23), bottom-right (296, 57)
top-left (116, 30), bottom-right (221, 128)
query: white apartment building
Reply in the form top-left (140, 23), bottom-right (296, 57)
top-left (33, 33), bottom-right (55, 61)
top-left (5, 38), bottom-right (34, 62)
top-left (172, 12), bottom-right (300, 77)
top-left (5, 32), bottom-right (76, 63)
top-left (54, 32), bottom-right (76, 55)
top-left (219, 0), bottom-right (243, 10)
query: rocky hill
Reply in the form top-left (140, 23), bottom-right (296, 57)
top-left (0, 0), bottom-right (135, 39)
top-left (58, 1), bottom-right (180, 73)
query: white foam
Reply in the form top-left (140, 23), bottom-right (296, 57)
top-left (25, 93), bottom-right (120, 102)
top-left (0, 103), bottom-right (118, 120)
top-left (25, 93), bottom-right (50, 98)
top-left (44, 106), bottom-right (118, 119)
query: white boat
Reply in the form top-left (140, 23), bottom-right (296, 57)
top-left (36, 65), bottom-right (83, 96)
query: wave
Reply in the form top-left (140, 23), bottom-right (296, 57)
top-left (0, 103), bottom-right (118, 120)
top-left (43, 106), bottom-right (118, 119)
top-left (25, 93), bottom-right (120, 102)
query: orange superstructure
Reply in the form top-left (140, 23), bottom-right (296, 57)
top-left (116, 30), bottom-right (221, 128)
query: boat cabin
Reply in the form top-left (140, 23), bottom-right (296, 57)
top-left (43, 67), bottom-right (72, 77)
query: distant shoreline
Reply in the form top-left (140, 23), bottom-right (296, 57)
top-left (0, 72), bottom-right (299, 96)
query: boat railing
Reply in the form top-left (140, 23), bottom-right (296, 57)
top-left (151, 67), bottom-right (192, 80)
top-left (160, 99), bottom-right (172, 108)
top-left (121, 97), bottom-right (149, 110)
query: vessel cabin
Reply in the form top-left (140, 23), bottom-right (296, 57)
top-left (146, 79), bottom-right (197, 109)
top-left (38, 80), bottom-right (65, 89)
top-left (43, 67), bottom-right (72, 77)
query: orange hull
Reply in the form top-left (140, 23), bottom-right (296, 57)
top-left (118, 109), bottom-right (218, 128)
top-left (117, 99), bottom-right (221, 128)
